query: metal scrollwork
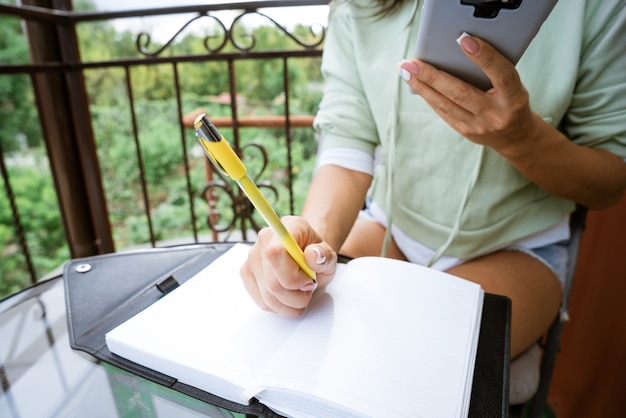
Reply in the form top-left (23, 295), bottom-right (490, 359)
top-left (136, 14), bottom-right (227, 58)
top-left (136, 8), bottom-right (326, 58)
top-left (229, 10), bottom-right (325, 53)
top-left (201, 142), bottom-right (281, 239)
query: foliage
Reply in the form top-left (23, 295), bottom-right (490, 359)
top-left (0, 153), bottom-right (69, 299)
top-left (79, 16), bottom-right (324, 249)
top-left (1, 1), bottom-right (325, 297)
top-left (0, 15), bottom-right (41, 152)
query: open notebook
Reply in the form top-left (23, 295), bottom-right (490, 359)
top-left (106, 243), bottom-right (484, 418)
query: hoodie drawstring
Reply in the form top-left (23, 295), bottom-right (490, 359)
top-left (381, 0), bottom-right (420, 258)
top-left (428, 145), bottom-right (485, 266)
top-left (380, 0), bottom-right (484, 264)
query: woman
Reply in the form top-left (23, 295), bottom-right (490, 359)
top-left (240, 0), bottom-right (626, 362)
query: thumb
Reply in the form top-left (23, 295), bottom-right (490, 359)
top-left (304, 243), bottom-right (337, 285)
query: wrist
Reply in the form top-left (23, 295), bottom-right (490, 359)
top-left (496, 113), bottom-right (550, 163)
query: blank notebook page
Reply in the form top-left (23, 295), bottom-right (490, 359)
top-left (254, 255), bottom-right (483, 418)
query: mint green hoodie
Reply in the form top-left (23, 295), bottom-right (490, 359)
top-left (313, 0), bottom-right (626, 259)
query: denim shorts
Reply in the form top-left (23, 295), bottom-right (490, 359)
top-left (358, 199), bottom-right (571, 288)
top-left (508, 240), bottom-right (570, 289)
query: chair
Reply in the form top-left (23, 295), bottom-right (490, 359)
top-left (510, 204), bottom-right (588, 416)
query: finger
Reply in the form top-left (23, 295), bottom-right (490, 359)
top-left (399, 59), bottom-right (478, 121)
top-left (257, 226), bottom-right (317, 291)
top-left (399, 61), bottom-right (479, 135)
top-left (304, 243), bottom-right (337, 287)
top-left (282, 215), bottom-right (321, 249)
top-left (244, 246), bottom-right (311, 317)
top-left (280, 215), bottom-right (333, 284)
top-left (456, 33), bottom-right (524, 98)
top-left (262, 279), bottom-right (310, 317)
top-left (254, 228), bottom-right (316, 314)
top-left (240, 236), bottom-right (302, 315)
top-left (258, 282), bottom-right (308, 317)
top-left (259, 260), bottom-right (312, 317)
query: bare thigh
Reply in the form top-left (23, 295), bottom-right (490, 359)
top-left (446, 250), bottom-right (562, 358)
top-left (340, 217), bottom-right (407, 261)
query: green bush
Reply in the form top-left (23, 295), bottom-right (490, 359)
top-left (1, 8), bottom-right (324, 297)
top-left (0, 156), bottom-right (69, 299)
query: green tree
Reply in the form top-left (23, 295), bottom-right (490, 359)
top-left (2, 2), bottom-right (326, 296)
top-left (0, 157), bottom-right (69, 299)
top-left (0, 15), bottom-right (41, 152)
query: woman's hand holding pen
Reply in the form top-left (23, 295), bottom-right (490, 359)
top-left (240, 165), bottom-right (370, 317)
top-left (240, 216), bottom-right (337, 318)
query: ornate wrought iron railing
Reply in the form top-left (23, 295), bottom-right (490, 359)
top-left (0, 0), bottom-right (329, 296)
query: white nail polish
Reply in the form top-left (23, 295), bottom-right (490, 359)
top-left (313, 247), bottom-right (326, 264)
top-left (397, 59), bottom-right (412, 81)
top-left (400, 67), bottom-right (412, 81)
top-left (456, 31), bottom-right (471, 46)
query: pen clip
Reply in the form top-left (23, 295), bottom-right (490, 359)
top-left (194, 114), bottom-right (232, 178)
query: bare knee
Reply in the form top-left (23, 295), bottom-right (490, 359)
top-left (446, 251), bottom-right (562, 357)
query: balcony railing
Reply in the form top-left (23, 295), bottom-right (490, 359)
top-left (0, 0), bottom-right (329, 298)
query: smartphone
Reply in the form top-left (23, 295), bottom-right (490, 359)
top-left (414, 0), bottom-right (559, 91)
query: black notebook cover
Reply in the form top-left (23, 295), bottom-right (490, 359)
top-left (64, 243), bottom-right (510, 417)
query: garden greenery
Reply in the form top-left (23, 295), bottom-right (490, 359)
top-left (0, 0), bottom-right (324, 298)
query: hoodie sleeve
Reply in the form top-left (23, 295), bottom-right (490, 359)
top-left (312, 2), bottom-right (380, 156)
top-left (563, 0), bottom-right (626, 158)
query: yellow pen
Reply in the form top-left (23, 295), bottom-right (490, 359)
top-left (194, 113), bottom-right (316, 281)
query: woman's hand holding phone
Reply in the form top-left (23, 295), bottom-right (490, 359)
top-left (400, 34), bottom-right (540, 157)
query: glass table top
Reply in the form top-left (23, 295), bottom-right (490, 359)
top-left (0, 276), bottom-right (243, 418)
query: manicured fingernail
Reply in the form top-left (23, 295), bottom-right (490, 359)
top-left (398, 59), bottom-right (420, 81)
top-left (300, 281), bottom-right (318, 292)
top-left (456, 32), bottom-right (479, 55)
top-left (312, 246), bottom-right (326, 264)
